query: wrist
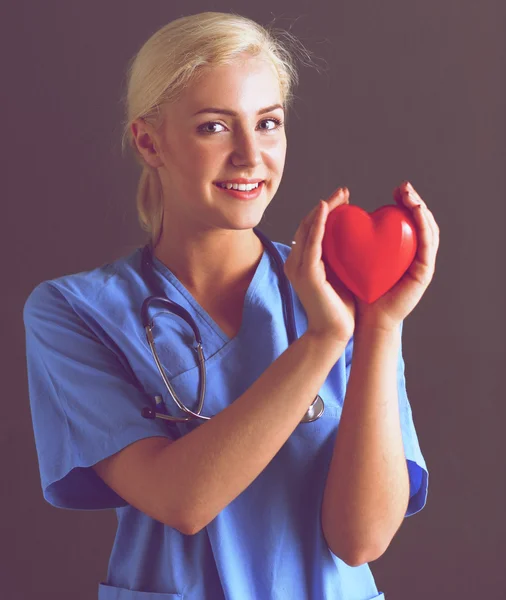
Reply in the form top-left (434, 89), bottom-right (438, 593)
top-left (303, 329), bottom-right (350, 360)
top-left (354, 318), bottom-right (401, 347)
top-left (356, 307), bottom-right (401, 335)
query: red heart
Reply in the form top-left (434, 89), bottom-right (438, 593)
top-left (322, 204), bottom-right (418, 303)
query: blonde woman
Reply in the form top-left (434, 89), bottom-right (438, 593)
top-left (23, 11), bottom-right (438, 600)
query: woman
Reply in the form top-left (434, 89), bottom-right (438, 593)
top-left (23, 11), bottom-right (438, 600)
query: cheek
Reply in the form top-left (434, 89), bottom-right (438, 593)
top-left (169, 146), bottom-right (212, 185)
top-left (190, 141), bottom-right (224, 176)
top-left (163, 132), bottom-right (211, 171)
top-left (267, 141), bottom-right (286, 173)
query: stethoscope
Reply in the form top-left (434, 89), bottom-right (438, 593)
top-left (139, 227), bottom-right (325, 424)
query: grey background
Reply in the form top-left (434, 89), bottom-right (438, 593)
top-left (2, 1), bottom-right (505, 598)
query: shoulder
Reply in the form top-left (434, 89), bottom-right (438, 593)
top-left (23, 246), bottom-right (145, 323)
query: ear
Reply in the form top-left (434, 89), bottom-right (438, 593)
top-left (131, 119), bottom-right (164, 168)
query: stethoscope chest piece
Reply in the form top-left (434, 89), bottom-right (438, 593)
top-left (300, 394), bottom-right (325, 423)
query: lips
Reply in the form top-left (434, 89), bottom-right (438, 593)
top-left (213, 180), bottom-right (265, 199)
top-left (214, 178), bottom-right (264, 185)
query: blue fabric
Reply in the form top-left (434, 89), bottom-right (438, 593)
top-left (23, 241), bottom-right (427, 600)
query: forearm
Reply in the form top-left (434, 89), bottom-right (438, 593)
top-left (321, 322), bottom-right (409, 565)
top-left (165, 331), bottom-right (346, 534)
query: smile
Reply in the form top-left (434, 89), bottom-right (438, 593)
top-left (215, 181), bottom-right (262, 191)
top-left (213, 181), bottom-right (265, 200)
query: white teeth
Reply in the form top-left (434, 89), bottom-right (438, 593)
top-left (218, 182), bottom-right (261, 191)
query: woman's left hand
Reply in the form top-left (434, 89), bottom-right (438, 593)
top-left (355, 181), bottom-right (440, 331)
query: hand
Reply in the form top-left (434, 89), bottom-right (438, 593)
top-left (284, 187), bottom-right (356, 344)
top-left (356, 181), bottom-right (440, 331)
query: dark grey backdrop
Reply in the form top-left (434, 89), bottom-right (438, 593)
top-left (3, 1), bottom-right (505, 599)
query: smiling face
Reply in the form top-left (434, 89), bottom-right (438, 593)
top-left (133, 53), bottom-right (287, 236)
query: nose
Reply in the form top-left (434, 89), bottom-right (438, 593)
top-left (230, 128), bottom-right (262, 168)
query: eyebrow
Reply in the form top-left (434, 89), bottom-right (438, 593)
top-left (192, 103), bottom-right (284, 117)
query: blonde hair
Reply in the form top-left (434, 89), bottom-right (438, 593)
top-left (121, 11), bottom-right (317, 248)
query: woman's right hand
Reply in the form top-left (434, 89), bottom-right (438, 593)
top-left (283, 187), bottom-right (356, 345)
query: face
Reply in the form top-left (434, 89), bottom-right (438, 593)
top-left (132, 54), bottom-right (287, 235)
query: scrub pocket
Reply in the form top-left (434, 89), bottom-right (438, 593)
top-left (98, 583), bottom-right (183, 599)
top-left (368, 594), bottom-right (385, 599)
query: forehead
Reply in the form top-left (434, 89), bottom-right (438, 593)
top-left (177, 56), bottom-right (283, 115)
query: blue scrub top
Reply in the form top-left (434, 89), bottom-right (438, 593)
top-left (23, 240), bottom-right (428, 600)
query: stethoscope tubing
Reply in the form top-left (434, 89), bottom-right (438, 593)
top-left (139, 227), bottom-right (324, 423)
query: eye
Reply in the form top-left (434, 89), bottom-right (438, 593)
top-left (258, 118), bottom-right (284, 131)
top-left (198, 122), bottom-right (227, 134)
top-left (197, 117), bottom-right (284, 135)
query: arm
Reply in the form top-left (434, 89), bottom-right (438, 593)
top-left (166, 331), bottom-right (345, 534)
top-left (319, 180), bottom-right (439, 565)
top-left (321, 321), bottom-right (409, 566)
top-left (94, 331), bottom-right (346, 536)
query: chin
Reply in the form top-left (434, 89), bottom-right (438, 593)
top-left (227, 215), bottom-right (264, 231)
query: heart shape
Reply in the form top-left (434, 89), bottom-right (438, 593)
top-left (322, 204), bottom-right (418, 303)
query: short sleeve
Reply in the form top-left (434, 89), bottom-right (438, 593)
top-left (345, 321), bottom-right (428, 517)
top-left (23, 281), bottom-right (178, 511)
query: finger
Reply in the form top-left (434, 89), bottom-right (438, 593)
top-left (304, 200), bottom-right (327, 268)
top-left (288, 201), bottom-right (325, 270)
top-left (402, 181), bottom-right (427, 209)
top-left (422, 205), bottom-right (440, 244)
top-left (298, 186), bottom-right (348, 242)
top-left (395, 183), bottom-right (434, 248)
top-left (402, 183), bottom-right (439, 253)
top-left (421, 206), bottom-right (438, 248)
top-left (401, 189), bottom-right (440, 273)
top-left (289, 186), bottom-right (348, 270)
top-left (290, 202), bottom-right (320, 246)
top-left (304, 187), bottom-right (348, 269)
top-left (325, 186), bottom-right (350, 212)
top-left (411, 204), bottom-right (433, 269)
top-left (298, 201), bottom-right (324, 247)
top-left (394, 182), bottom-right (426, 212)
top-left (428, 210), bottom-right (440, 253)
top-left (421, 207), bottom-right (440, 269)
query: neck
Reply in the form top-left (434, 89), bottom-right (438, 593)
top-left (152, 225), bottom-right (264, 298)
